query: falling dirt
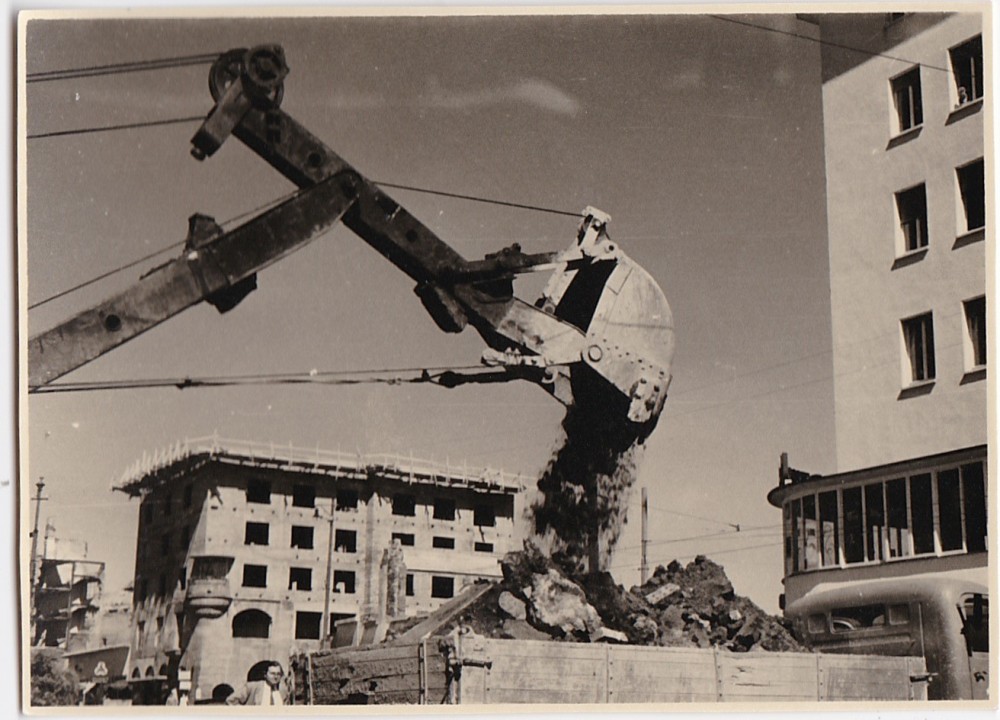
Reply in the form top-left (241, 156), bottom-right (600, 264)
top-left (530, 369), bottom-right (656, 574)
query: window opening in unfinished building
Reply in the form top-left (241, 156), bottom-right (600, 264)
top-left (432, 536), bottom-right (455, 549)
top-left (295, 612), bottom-right (322, 640)
top-left (246, 478), bottom-right (271, 504)
top-left (289, 567), bottom-right (312, 592)
top-left (244, 522), bottom-right (270, 546)
top-left (292, 483), bottom-right (315, 508)
top-left (393, 493), bottom-right (416, 516)
top-left (337, 488), bottom-right (359, 511)
top-left (431, 576), bottom-right (454, 599)
top-left (392, 532), bottom-right (414, 546)
top-left (333, 570), bottom-right (356, 594)
top-left (434, 497), bottom-right (456, 520)
top-left (405, 574), bottom-right (414, 597)
top-left (291, 525), bottom-right (314, 550)
top-left (475, 541), bottom-right (494, 553)
top-left (232, 609), bottom-right (271, 638)
top-left (473, 504), bottom-right (495, 527)
top-left (243, 564), bottom-right (267, 588)
top-left (335, 529), bottom-right (357, 553)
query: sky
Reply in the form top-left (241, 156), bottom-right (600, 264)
top-left (22, 11), bottom-right (839, 615)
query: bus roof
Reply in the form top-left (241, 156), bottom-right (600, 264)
top-left (786, 575), bottom-right (988, 616)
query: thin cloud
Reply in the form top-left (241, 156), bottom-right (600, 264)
top-left (424, 77), bottom-right (581, 117)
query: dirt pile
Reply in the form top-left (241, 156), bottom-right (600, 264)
top-left (449, 546), bottom-right (804, 653)
top-left (530, 371), bottom-right (653, 574)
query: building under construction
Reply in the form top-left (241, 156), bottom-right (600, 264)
top-left (112, 436), bottom-right (524, 703)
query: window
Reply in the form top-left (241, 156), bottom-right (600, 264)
top-left (183, 484), bottom-right (193, 509)
top-left (392, 494), bottom-right (416, 517)
top-left (950, 35), bottom-right (983, 106)
top-left (434, 498), bottom-right (456, 520)
top-left (232, 609), bottom-right (271, 639)
top-left (473, 504), bottom-right (496, 527)
top-left (886, 478), bottom-right (910, 557)
top-left (431, 576), bottom-right (454, 599)
top-left (891, 66), bottom-right (923, 133)
top-left (242, 564), bottom-right (267, 588)
top-left (291, 525), bottom-right (314, 550)
top-left (895, 184), bottom-right (928, 253)
top-left (178, 566), bottom-right (187, 591)
top-left (937, 469), bottom-right (963, 551)
top-left (335, 529), bottom-right (357, 553)
top-left (474, 541), bottom-right (494, 553)
top-left (964, 296), bottom-right (987, 370)
top-left (842, 487), bottom-right (864, 564)
top-left (818, 491), bottom-right (839, 566)
top-left (244, 522), bottom-right (269, 546)
top-left (432, 536), bottom-right (455, 550)
top-left (962, 462), bottom-right (987, 553)
top-left (333, 570), bottom-right (356, 594)
top-left (405, 574), bottom-right (414, 597)
top-left (392, 532), bottom-right (415, 546)
top-left (289, 567), bottom-right (312, 592)
top-left (831, 604), bottom-right (888, 633)
top-left (902, 313), bottom-right (935, 383)
top-left (156, 616), bottom-right (164, 632)
top-left (799, 495), bottom-right (818, 570)
top-left (337, 488), bottom-right (359, 511)
top-left (957, 159), bottom-right (985, 233)
top-left (292, 484), bottom-right (315, 508)
top-left (864, 483), bottom-right (885, 562)
top-left (246, 479), bottom-right (271, 504)
top-left (294, 612), bottom-right (322, 640)
top-left (910, 473), bottom-right (935, 555)
top-left (960, 594), bottom-right (989, 654)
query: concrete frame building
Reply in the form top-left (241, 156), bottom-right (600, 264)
top-left (32, 532), bottom-right (105, 653)
top-left (113, 436), bottom-right (524, 703)
top-left (769, 12), bottom-right (988, 607)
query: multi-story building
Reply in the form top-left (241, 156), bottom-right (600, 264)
top-left (113, 436), bottom-right (524, 704)
top-left (769, 12), bottom-right (988, 607)
top-left (32, 530), bottom-right (104, 653)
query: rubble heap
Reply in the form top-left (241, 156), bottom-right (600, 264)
top-left (448, 546), bottom-right (804, 653)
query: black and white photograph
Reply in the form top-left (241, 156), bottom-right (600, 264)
top-left (16, 6), bottom-right (993, 712)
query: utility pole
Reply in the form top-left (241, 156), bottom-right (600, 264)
top-left (29, 478), bottom-right (49, 632)
top-left (320, 495), bottom-right (337, 645)
top-left (640, 486), bottom-right (649, 584)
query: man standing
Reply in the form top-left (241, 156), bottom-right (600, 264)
top-left (225, 662), bottom-right (287, 706)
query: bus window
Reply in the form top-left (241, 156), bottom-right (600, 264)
top-left (807, 614), bottom-right (827, 634)
top-left (886, 603), bottom-right (910, 625)
top-left (830, 604), bottom-right (887, 632)
top-left (961, 594), bottom-right (989, 654)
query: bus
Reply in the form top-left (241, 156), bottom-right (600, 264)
top-left (785, 576), bottom-right (988, 700)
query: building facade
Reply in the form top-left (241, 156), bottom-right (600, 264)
top-left (819, 12), bottom-right (987, 471)
top-left (770, 13), bottom-right (988, 608)
top-left (113, 437), bottom-right (523, 703)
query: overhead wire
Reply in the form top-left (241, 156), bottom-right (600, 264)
top-left (708, 14), bottom-right (953, 73)
top-left (27, 114), bottom-right (207, 141)
top-left (27, 187), bottom-right (303, 311)
top-left (26, 52), bottom-right (221, 83)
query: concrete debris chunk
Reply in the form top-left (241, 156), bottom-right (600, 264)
top-left (497, 591), bottom-right (527, 620)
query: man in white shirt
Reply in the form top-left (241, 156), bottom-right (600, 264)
top-left (225, 662), bottom-right (287, 705)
